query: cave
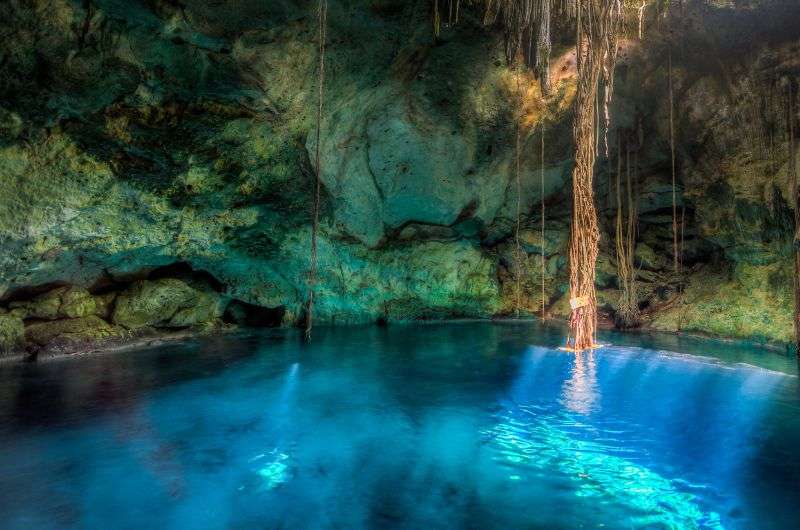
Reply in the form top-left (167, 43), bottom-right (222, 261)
top-left (0, 0), bottom-right (799, 528)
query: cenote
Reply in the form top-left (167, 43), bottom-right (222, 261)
top-left (1, 322), bottom-right (799, 529)
top-left (3, 0), bottom-right (800, 528)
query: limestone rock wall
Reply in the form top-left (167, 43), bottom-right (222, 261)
top-left (1, 0), bottom-right (799, 355)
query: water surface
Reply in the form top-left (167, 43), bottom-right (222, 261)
top-left (1, 321), bottom-right (798, 529)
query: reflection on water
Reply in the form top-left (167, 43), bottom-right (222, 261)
top-left (561, 350), bottom-right (599, 415)
top-left (0, 322), bottom-right (798, 530)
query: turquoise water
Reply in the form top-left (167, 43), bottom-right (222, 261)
top-left (1, 321), bottom-right (799, 529)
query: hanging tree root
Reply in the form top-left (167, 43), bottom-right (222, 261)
top-left (566, 0), bottom-right (622, 351)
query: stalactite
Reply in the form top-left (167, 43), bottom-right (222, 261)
top-left (480, 0), bottom-right (559, 93)
top-left (566, 0), bottom-right (621, 351)
top-left (305, 0), bottom-right (327, 341)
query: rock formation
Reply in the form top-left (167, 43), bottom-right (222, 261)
top-left (1, 0), bottom-right (798, 355)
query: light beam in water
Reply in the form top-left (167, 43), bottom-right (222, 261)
top-left (253, 362), bottom-right (300, 491)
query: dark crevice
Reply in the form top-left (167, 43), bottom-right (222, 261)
top-left (147, 262), bottom-right (226, 292)
top-left (223, 300), bottom-right (285, 328)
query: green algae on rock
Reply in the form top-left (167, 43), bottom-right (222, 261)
top-left (0, 313), bottom-right (25, 355)
top-left (112, 278), bottom-right (224, 330)
top-left (25, 316), bottom-right (125, 351)
top-left (10, 286), bottom-right (98, 320)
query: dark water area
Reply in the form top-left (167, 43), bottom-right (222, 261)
top-left (0, 321), bottom-right (798, 529)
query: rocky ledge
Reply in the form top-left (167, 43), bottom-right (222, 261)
top-left (0, 265), bottom-right (287, 358)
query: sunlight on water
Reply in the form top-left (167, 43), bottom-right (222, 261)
top-left (487, 348), bottom-right (723, 528)
top-left (251, 362), bottom-right (300, 491)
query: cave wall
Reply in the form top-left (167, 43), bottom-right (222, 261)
top-left (0, 0), bottom-right (799, 355)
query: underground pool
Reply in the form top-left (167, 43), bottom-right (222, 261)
top-left (0, 321), bottom-right (798, 530)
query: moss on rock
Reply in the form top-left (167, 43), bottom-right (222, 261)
top-left (9, 286), bottom-right (97, 320)
top-left (25, 316), bottom-right (125, 348)
top-left (0, 312), bottom-right (25, 355)
top-left (649, 263), bottom-right (793, 345)
top-left (112, 278), bottom-right (223, 330)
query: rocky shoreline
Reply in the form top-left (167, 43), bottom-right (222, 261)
top-left (0, 266), bottom-right (284, 359)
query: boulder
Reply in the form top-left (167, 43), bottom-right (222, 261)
top-left (60, 287), bottom-right (99, 318)
top-left (112, 278), bottom-right (223, 330)
top-left (0, 312), bottom-right (25, 355)
top-left (9, 286), bottom-right (97, 320)
top-left (25, 316), bottom-right (124, 348)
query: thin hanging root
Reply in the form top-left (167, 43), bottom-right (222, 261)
top-left (433, 0), bottom-right (440, 38)
top-left (638, 0), bottom-right (645, 39)
top-left (680, 204), bottom-right (685, 278)
top-left (789, 80), bottom-right (800, 356)
top-left (452, 0), bottom-right (557, 94)
top-left (305, 0), bottom-right (327, 341)
top-left (668, 47), bottom-right (679, 275)
top-left (541, 120), bottom-right (547, 319)
top-left (614, 132), bottom-right (639, 328)
top-left (514, 69), bottom-right (523, 318)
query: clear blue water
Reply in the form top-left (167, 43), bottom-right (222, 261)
top-left (1, 321), bottom-right (799, 530)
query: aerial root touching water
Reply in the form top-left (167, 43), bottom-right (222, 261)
top-left (541, 119), bottom-right (547, 319)
top-left (305, 0), bottom-right (327, 341)
top-left (566, 0), bottom-right (622, 351)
